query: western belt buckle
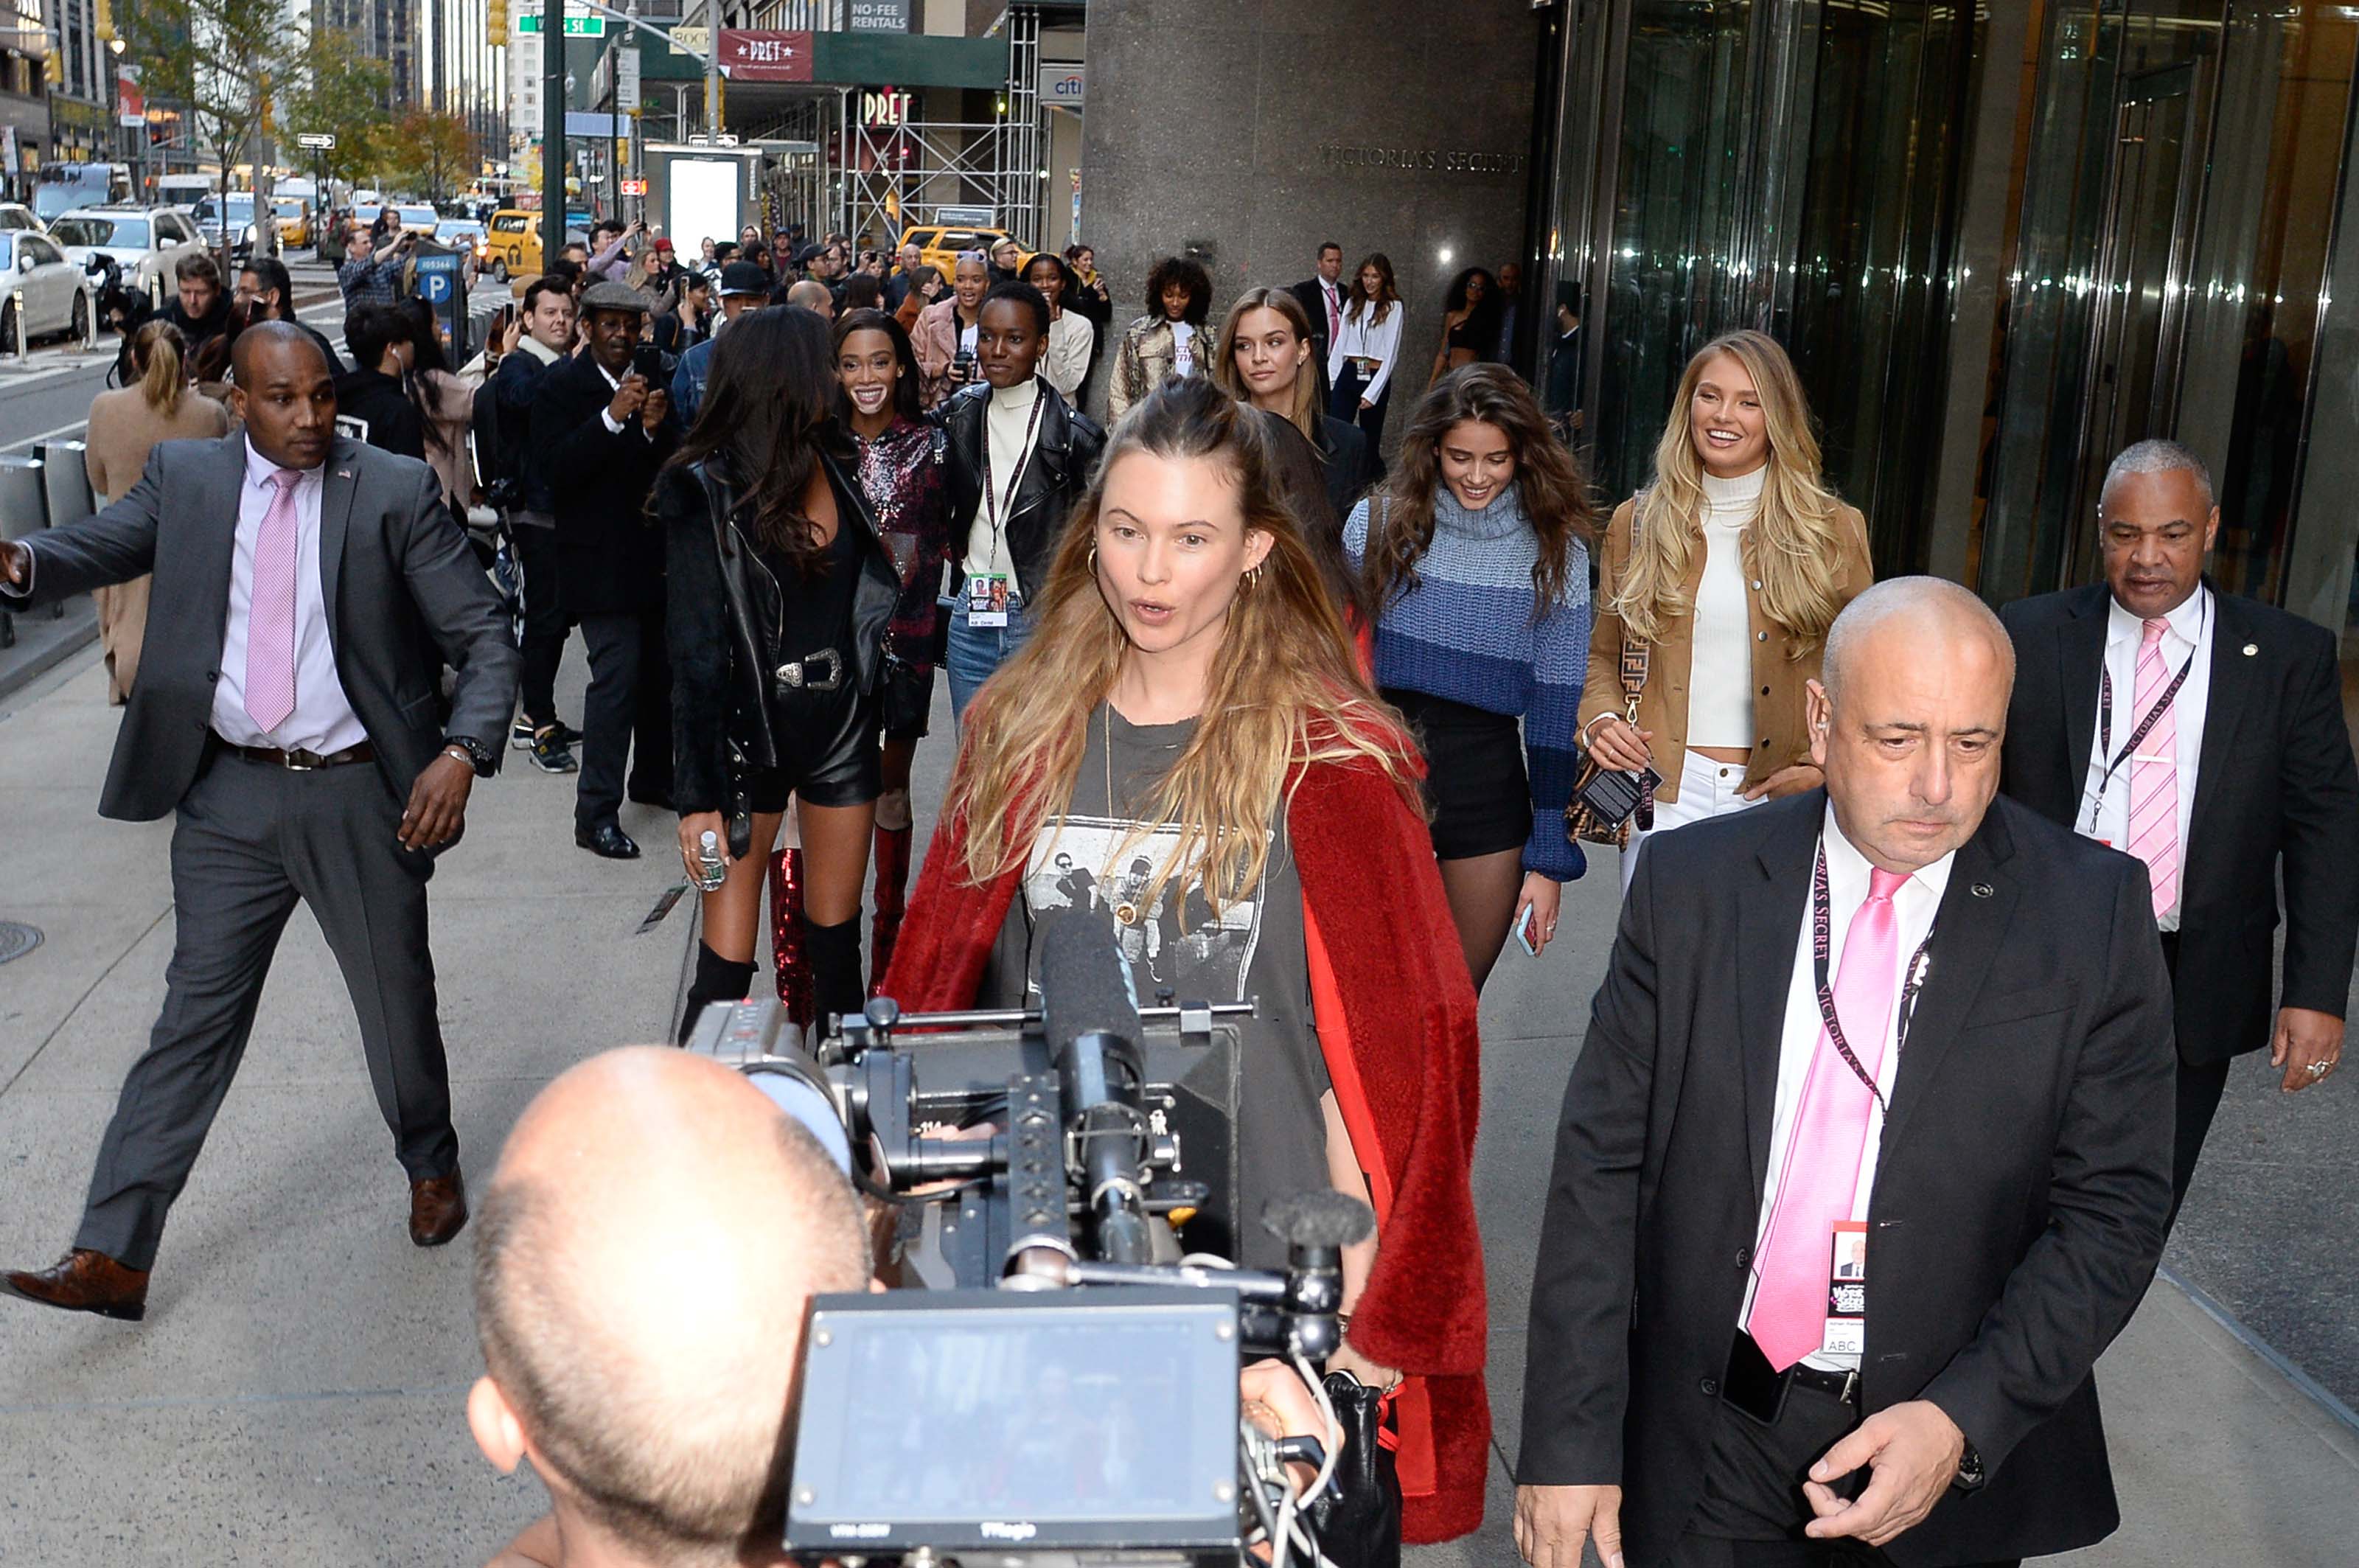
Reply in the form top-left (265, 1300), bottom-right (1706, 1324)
top-left (775, 648), bottom-right (845, 693)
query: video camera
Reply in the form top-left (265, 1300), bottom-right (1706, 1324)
top-left (685, 912), bottom-right (1373, 1567)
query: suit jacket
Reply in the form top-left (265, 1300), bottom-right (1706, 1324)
top-left (529, 351), bottom-right (678, 616)
top-left (1520, 792), bottom-right (2176, 1567)
top-left (1287, 275), bottom-right (1341, 375)
top-left (2, 434), bottom-right (517, 820)
top-left (1999, 582), bottom-right (2359, 1064)
top-left (939, 378), bottom-right (1105, 596)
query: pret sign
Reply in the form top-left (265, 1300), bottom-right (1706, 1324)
top-left (717, 29), bottom-right (812, 82)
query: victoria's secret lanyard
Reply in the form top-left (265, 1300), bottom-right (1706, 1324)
top-left (1811, 843), bottom-right (1935, 1116)
top-left (2085, 594), bottom-right (2206, 835)
top-left (978, 383), bottom-right (1048, 576)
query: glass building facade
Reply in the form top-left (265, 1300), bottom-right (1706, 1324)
top-left (1530, 0), bottom-right (2359, 744)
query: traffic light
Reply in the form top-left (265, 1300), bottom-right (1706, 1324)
top-left (43, 40), bottom-right (62, 88)
top-left (488, 0), bottom-right (507, 40)
top-left (259, 69), bottom-right (272, 138)
top-left (94, 0), bottom-right (115, 45)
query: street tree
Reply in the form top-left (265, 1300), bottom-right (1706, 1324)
top-left (284, 27), bottom-right (394, 195)
top-left (116, 0), bottom-right (300, 262)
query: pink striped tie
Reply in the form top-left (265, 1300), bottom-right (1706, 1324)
top-left (243, 467), bottom-right (304, 735)
top-left (1748, 866), bottom-right (1905, 1370)
top-left (2125, 619), bottom-right (2180, 920)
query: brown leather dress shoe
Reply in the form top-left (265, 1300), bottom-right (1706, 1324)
top-left (408, 1169), bottom-right (468, 1247)
top-left (2, 1248), bottom-right (149, 1321)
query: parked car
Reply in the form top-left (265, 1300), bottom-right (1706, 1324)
top-left (435, 217), bottom-right (487, 287)
top-left (478, 209), bottom-right (588, 281)
top-left (393, 203), bottom-right (440, 235)
top-left (269, 197), bottom-right (314, 248)
top-left (0, 230), bottom-right (95, 346)
top-left (0, 203), bottom-right (43, 234)
top-left (47, 205), bottom-right (200, 307)
top-left (899, 223), bottom-right (1022, 276)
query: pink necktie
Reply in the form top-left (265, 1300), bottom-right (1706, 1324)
top-left (1325, 282), bottom-right (1340, 340)
top-left (243, 467), bottom-right (304, 735)
top-left (2126, 619), bottom-right (2180, 919)
top-left (1749, 865), bottom-right (1906, 1370)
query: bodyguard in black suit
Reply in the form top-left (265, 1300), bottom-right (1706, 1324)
top-left (0, 326), bottom-right (518, 1320)
top-left (532, 281), bottom-right (680, 858)
top-left (1998, 440), bottom-right (2359, 1217)
top-left (1286, 242), bottom-right (1347, 410)
top-left (1519, 579), bottom-right (2175, 1568)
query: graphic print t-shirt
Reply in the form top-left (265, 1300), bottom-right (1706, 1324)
top-left (982, 705), bottom-right (1331, 1269)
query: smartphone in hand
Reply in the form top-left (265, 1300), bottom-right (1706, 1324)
top-left (1514, 904), bottom-right (1541, 958)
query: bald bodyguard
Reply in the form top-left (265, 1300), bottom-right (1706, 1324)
top-left (1518, 578), bottom-right (2175, 1568)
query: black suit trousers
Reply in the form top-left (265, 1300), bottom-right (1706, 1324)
top-left (511, 520), bottom-right (573, 728)
top-left (77, 748), bottom-right (457, 1269)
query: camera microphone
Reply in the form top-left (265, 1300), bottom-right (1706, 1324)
top-left (1261, 1191), bottom-right (1374, 1362)
top-left (1037, 910), bottom-right (1154, 1264)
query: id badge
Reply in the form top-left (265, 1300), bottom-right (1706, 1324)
top-left (965, 572), bottom-right (1011, 629)
top-left (1822, 1221), bottom-right (1867, 1357)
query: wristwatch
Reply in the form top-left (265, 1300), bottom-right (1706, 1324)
top-left (1952, 1440), bottom-right (1987, 1492)
top-left (441, 736), bottom-right (495, 777)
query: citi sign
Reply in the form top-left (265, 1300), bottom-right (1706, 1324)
top-left (1044, 70), bottom-right (1083, 103)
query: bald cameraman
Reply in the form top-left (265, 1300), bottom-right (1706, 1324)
top-left (474, 1046), bottom-right (1337, 1568)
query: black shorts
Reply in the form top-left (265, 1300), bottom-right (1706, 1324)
top-left (742, 683), bottom-right (883, 812)
top-left (1385, 686), bottom-right (1530, 862)
top-left (879, 661), bottom-right (935, 743)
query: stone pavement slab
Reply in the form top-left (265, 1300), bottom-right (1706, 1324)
top-left (3, 645), bottom-right (2356, 1566)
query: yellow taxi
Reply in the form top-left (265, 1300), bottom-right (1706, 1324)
top-left (900, 223), bottom-right (1024, 276)
top-left (480, 209), bottom-right (544, 281)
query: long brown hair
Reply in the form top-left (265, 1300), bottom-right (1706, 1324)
top-left (667, 306), bottom-right (838, 571)
top-left (130, 320), bottom-right (189, 416)
top-left (1344, 253), bottom-right (1398, 328)
top-left (949, 377), bottom-right (1416, 913)
top-left (1210, 288), bottom-right (1322, 442)
top-left (1359, 363), bottom-right (1597, 614)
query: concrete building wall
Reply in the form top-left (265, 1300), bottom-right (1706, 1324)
top-left (1079, 0), bottom-right (1541, 406)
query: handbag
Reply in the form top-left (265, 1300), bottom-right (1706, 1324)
top-left (1305, 1371), bottom-right (1401, 1568)
top-left (1564, 635), bottom-right (1659, 847)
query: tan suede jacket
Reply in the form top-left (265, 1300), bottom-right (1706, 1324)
top-left (1578, 495), bottom-right (1873, 803)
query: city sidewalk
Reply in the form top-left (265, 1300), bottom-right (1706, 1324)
top-left (1, 640), bottom-right (2354, 1564)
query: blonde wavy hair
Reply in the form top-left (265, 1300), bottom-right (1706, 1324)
top-left (949, 377), bottom-right (1417, 915)
top-left (1610, 330), bottom-right (1850, 652)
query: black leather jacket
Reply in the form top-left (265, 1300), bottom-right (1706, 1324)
top-left (659, 450), bottom-right (900, 815)
top-left (940, 377), bottom-right (1106, 595)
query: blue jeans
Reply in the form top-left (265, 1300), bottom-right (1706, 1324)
top-left (946, 593), bottom-right (1034, 725)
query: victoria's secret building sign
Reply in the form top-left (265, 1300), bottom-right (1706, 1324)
top-left (1319, 144), bottom-right (1528, 176)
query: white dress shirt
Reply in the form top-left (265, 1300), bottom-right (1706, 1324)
top-left (2074, 587), bottom-right (2209, 930)
top-left (212, 439), bottom-right (366, 754)
top-left (1738, 806), bottom-right (1956, 1371)
top-left (596, 360), bottom-right (657, 438)
top-left (1328, 303), bottom-right (1404, 406)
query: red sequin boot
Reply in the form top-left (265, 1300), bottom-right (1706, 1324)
top-left (869, 823), bottom-right (914, 995)
top-left (768, 846), bottom-right (814, 1028)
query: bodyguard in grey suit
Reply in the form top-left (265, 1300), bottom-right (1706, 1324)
top-left (0, 324), bottom-right (519, 1321)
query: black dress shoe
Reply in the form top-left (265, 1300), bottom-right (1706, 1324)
top-left (576, 822), bottom-right (641, 859)
top-left (408, 1169), bottom-right (468, 1247)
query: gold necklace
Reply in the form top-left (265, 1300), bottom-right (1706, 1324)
top-left (1102, 703), bottom-right (1143, 927)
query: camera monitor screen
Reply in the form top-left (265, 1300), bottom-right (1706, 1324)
top-left (787, 1289), bottom-right (1241, 1556)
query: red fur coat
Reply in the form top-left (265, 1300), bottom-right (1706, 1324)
top-left (882, 750), bottom-right (1491, 1542)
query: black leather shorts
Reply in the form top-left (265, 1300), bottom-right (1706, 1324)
top-left (745, 682), bottom-right (883, 812)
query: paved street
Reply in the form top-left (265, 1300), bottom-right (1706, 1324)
top-left (1, 620), bottom-right (2355, 1563)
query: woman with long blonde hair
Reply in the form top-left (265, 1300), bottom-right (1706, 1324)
top-left (883, 377), bottom-right (1491, 1547)
top-left (1581, 328), bottom-right (1872, 890)
top-left (82, 319), bottom-right (230, 703)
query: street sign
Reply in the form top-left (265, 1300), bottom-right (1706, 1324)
top-left (413, 251), bottom-right (461, 306)
top-left (518, 11), bottom-right (605, 35)
top-left (296, 132), bottom-right (335, 150)
top-left (669, 24), bottom-right (707, 55)
top-left (616, 45), bottom-right (641, 111)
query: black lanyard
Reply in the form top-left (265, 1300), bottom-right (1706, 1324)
top-left (1811, 843), bottom-right (1936, 1116)
top-left (2087, 597), bottom-right (2203, 833)
top-left (978, 383), bottom-right (1047, 565)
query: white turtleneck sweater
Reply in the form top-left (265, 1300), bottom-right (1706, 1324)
top-left (964, 377), bottom-right (1048, 594)
top-left (1688, 464), bottom-right (1767, 749)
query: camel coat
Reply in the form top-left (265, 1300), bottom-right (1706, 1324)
top-left (1578, 494), bottom-right (1872, 802)
top-left (83, 384), bottom-right (232, 703)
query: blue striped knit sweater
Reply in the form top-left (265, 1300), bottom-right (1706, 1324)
top-left (1344, 484), bottom-right (1592, 882)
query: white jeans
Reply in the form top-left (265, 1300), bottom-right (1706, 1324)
top-left (1620, 749), bottom-right (1761, 893)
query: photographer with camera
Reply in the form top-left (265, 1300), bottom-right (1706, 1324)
top-left (885, 376), bottom-right (1493, 1543)
top-left (529, 282), bottom-right (678, 858)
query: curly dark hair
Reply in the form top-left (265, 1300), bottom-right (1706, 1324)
top-left (1142, 256), bottom-right (1211, 327)
top-left (1361, 363), bottom-right (1598, 615)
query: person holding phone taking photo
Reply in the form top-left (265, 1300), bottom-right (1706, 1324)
top-left (913, 251), bottom-right (992, 410)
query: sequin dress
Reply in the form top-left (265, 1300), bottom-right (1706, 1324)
top-left (847, 416), bottom-right (950, 674)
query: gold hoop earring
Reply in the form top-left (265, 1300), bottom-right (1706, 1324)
top-left (1089, 546), bottom-right (1099, 573)
top-left (1244, 562), bottom-right (1264, 588)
